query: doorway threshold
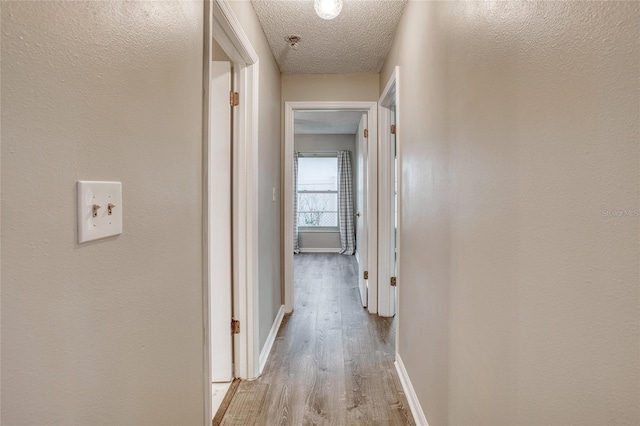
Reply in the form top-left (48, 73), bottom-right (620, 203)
top-left (212, 379), bottom-right (240, 426)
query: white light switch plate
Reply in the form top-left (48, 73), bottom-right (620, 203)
top-left (77, 181), bottom-right (122, 243)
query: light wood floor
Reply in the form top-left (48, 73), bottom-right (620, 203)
top-left (219, 253), bottom-right (414, 425)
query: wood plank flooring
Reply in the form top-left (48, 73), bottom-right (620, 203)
top-left (219, 253), bottom-right (414, 425)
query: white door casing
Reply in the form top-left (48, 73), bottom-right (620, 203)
top-left (209, 61), bottom-right (233, 381)
top-left (213, 0), bottom-right (261, 383)
top-left (284, 102), bottom-right (378, 315)
top-left (205, 2), bottom-right (261, 424)
top-left (378, 66), bottom-right (400, 318)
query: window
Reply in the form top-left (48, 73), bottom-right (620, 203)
top-left (297, 154), bottom-right (338, 229)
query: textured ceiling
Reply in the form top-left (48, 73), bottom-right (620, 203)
top-left (251, 0), bottom-right (407, 74)
top-left (295, 111), bottom-right (364, 134)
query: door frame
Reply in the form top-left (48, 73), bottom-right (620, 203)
top-left (284, 101), bottom-right (378, 314)
top-left (204, 0), bottom-right (261, 423)
top-left (378, 67), bottom-right (400, 318)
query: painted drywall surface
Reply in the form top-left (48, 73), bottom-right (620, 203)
top-left (228, 0), bottom-right (282, 353)
top-left (381, 1), bottom-right (639, 425)
top-left (282, 74), bottom-right (379, 102)
top-left (251, 0), bottom-right (406, 74)
top-left (213, 39), bottom-right (232, 62)
top-left (295, 134), bottom-right (356, 250)
top-left (1, 1), bottom-right (204, 424)
top-left (297, 233), bottom-right (340, 251)
top-left (381, 3), bottom-right (451, 424)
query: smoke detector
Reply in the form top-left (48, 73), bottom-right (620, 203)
top-left (285, 35), bottom-right (301, 50)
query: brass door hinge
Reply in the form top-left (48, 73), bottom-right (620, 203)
top-left (229, 91), bottom-right (239, 107)
top-left (364, 129), bottom-right (369, 138)
top-left (391, 125), bottom-right (396, 135)
top-left (364, 270), bottom-right (369, 280)
top-left (231, 318), bottom-right (240, 334)
top-left (390, 276), bottom-right (397, 287)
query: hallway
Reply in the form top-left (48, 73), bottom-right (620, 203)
top-left (218, 254), bottom-right (414, 425)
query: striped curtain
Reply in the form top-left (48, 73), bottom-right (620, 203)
top-left (337, 151), bottom-right (355, 255)
top-left (293, 151), bottom-right (300, 254)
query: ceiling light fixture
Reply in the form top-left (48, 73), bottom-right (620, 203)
top-left (314, 0), bottom-right (342, 20)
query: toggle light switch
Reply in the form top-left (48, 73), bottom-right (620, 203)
top-left (77, 181), bottom-right (122, 243)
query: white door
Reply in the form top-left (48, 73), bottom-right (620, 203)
top-left (391, 106), bottom-right (397, 316)
top-left (356, 114), bottom-right (368, 307)
top-left (210, 61), bottom-right (233, 382)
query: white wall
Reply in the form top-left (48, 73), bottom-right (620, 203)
top-left (381, 1), bottom-right (639, 425)
top-left (227, 0), bottom-right (283, 353)
top-left (1, 1), bottom-right (205, 423)
top-left (295, 134), bottom-right (356, 251)
top-left (297, 233), bottom-right (339, 251)
top-left (282, 74), bottom-right (379, 103)
top-left (213, 39), bottom-right (232, 62)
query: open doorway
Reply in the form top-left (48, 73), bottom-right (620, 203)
top-left (284, 102), bottom-right (378, 315)
top-left (205, 0), bottom-right (261, 422)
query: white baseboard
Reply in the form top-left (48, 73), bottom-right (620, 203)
top-left (395, 354), bottom-right (429, 426)
top-left (299, 248), bottom-right (341, 253)
top-left (259, 305), bottom-right (285, 374)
